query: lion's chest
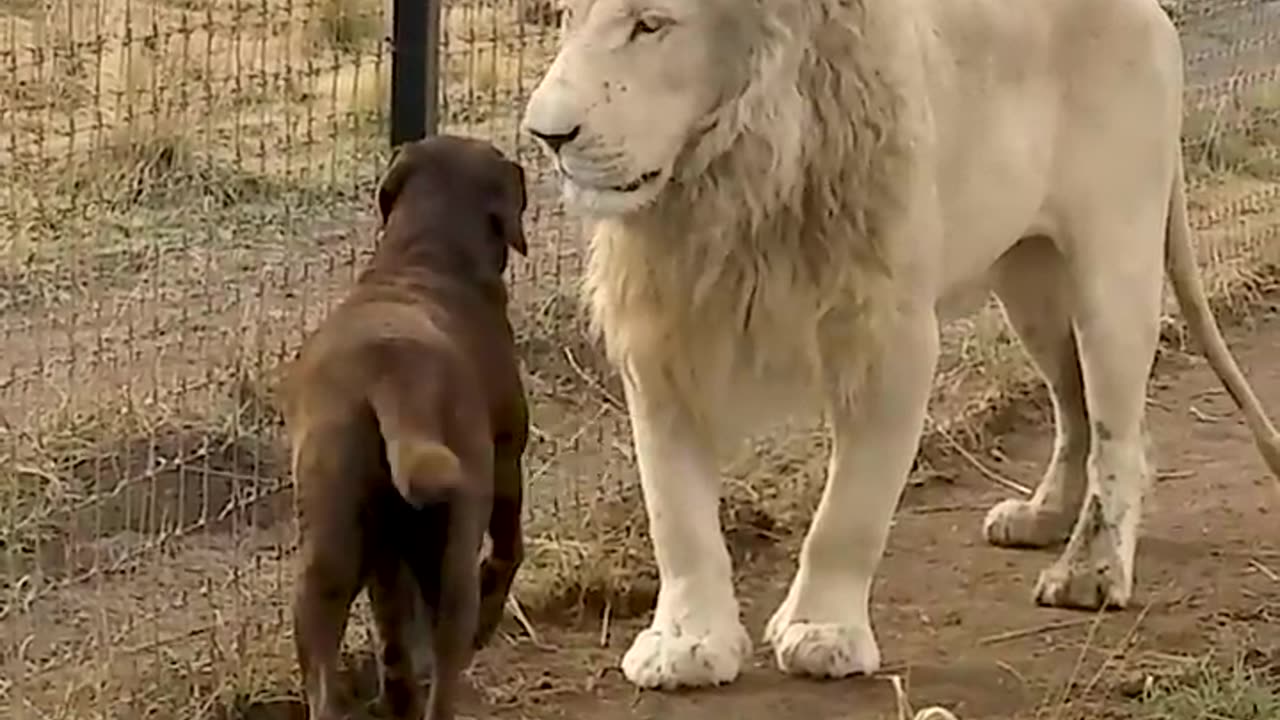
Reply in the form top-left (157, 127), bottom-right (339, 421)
top-left (585, 223), bottom-right (889, 426)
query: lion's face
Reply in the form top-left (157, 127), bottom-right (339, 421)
top-left (521, 0), bottom-right (750, 217)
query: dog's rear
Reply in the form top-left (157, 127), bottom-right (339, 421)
top-left (366, 347), bottom-right (466, 509)
top-left (283, 134), bottom-right (530, 720)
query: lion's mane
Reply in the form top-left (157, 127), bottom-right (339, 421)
top-left (583, 0), bottom-right (918, 437)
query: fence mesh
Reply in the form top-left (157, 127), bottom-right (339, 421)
top-left (1, 0), bottom-right (1279, 717)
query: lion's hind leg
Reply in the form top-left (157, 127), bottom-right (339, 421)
top-left (1032, 212), bottom-right (1166, 611)
top-left (983, 236), bottom-right (1090, 549)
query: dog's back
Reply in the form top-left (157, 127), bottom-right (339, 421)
top-left (285, 297), bottom-right (488, 509)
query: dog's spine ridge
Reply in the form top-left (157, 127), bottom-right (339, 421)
top-left (386, 437), bottom-right (464, 508)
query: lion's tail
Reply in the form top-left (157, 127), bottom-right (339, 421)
top-left (1164, 150), bottom-right (1280, 478)
top-left (367, 377), bottom-right (465, 509)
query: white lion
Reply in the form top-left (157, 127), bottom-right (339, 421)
top-left (521, 0), bottom-right (1280, 691)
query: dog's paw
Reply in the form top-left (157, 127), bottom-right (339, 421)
top-left (473, 558), bottom-right (516, 649)
top-left (620, 622), bottom-right (751, 690)
top-left (473, 594), bottom-right (505, 650)
top-left (377, 676), bottom-right (424, 720)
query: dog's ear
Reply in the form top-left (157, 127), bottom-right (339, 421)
top-left (377, 145), bottom-right (418, 226)
top-left (488, 158), bottom-right (528, 257)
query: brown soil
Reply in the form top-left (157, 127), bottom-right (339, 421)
top-left (191, 301), bottom-right (1280, 720)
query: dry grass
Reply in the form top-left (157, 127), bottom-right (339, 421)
top-left (0, 0), bottom-right (393, 189)
top-left (1068, 623), bottom-right (1280, 720)
top-left (871, 618), bottom-right (1280, 720)
top-left (1134, 652), bottom-right (1280, 720)
top-left (438, 0), bottom-right (559, 130)
top-left (0, 0), bottom-right (553, 305)
top-left (1184, 83), bottom-right (1280, 182)
top-left (310, 0), bottom-right (384, 54)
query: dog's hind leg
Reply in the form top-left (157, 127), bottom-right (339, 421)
top-left (291, 437), bottom-right (372, 720)
top-left (370, 559), bottom-right (426, 720)
top-left (293, 518), bottom-right (365, 720)
top-left (420, 502), bottom-right (482, 720)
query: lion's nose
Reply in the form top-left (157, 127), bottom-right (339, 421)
top-left (529, 125), bottom-right (581, 153)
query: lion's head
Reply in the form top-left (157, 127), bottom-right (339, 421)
top-left (521, 0), bottom-right (806, 218)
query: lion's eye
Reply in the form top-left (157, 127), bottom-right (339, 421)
top-left (629, 16), bottom-right (667, 41)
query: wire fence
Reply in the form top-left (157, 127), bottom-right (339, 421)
top-left (1, 0), bottom-right (1279, 717)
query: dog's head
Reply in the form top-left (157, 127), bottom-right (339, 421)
top-left (377, 134), bottom-right (529, 274)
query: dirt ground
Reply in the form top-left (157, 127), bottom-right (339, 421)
top-left (209, 299), bottom-right (1280, 720)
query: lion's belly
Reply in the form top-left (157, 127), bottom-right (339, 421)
top-left (936, 276), bottom-right (995, 324)
top-left (924, 24), bottom-right (1061, 292)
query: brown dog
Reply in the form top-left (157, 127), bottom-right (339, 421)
top-left (280, 134), bottom-right (530, 720)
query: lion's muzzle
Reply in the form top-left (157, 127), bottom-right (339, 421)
top-left (522, 66), bottom-right (585, 158)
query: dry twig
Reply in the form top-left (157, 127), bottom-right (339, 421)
top-left (599, 599), bottom-right (612, 648)
top-left (505, 595), bottom-right (555, 651)
top-left (927, 416), bottom-right (1032, 496)
top-left (563, 346), bottom-right (625, 411)
top-left (978, 617), bottom-right (1099, 647)
top-left (1248, 558), bottom-right (1280, 582)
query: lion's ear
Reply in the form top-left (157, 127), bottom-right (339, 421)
top-left (377, 145), bottom-right (418, 226)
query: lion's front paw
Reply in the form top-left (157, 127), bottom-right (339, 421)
top-left (1033, 558), bottom-right (1131, 610)
top-left (620, 622), bottom-right (752, 690)
top-left (764, 580), bottom-right (880, 679)
top-left (768, 621), bottom-right (880, 679)
top-left (983, 498), bottom-right (1073, 548)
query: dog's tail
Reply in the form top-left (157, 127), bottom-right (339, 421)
top-left (368, 379), bottom-right (465, 509)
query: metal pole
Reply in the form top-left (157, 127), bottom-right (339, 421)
top-left (423, 0), bottom-right (442, 135)
top-left (390, 0), bottom-right (441, 147)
